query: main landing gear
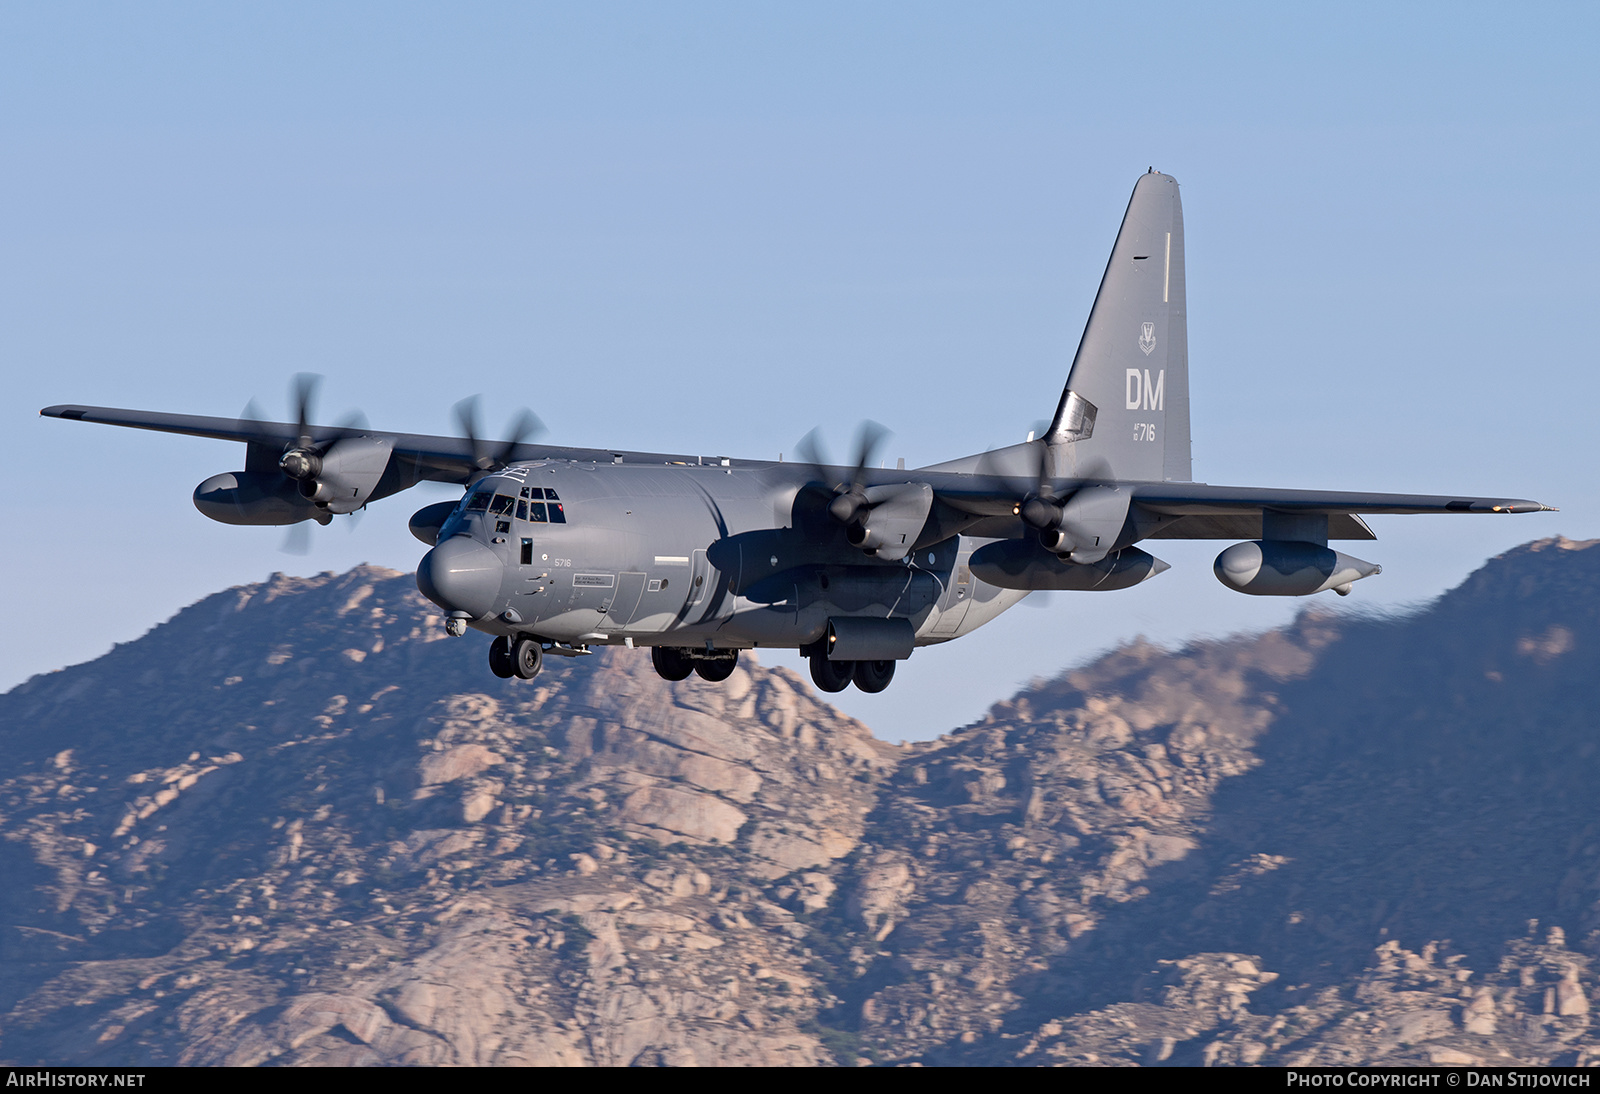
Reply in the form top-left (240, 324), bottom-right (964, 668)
top-left (652, 646), bottom-right (740, 683)
top-left (809, 656), bottom-right (896, 694)
top-left (489, 635), bottom-right (544, 680)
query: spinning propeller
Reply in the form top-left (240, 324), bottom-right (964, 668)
top-left (452, 396), bottom-right (545, 472)
top-left (978, 428), bottom-right (1113, 557)
top-left (237, 374), bottom-right (373, 553)
top-left (794, 420), bottom-right (891, 527)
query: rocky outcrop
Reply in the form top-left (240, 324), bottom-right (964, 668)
top-left (6, 538), bottom-right (1600, 1066)
top-left (0, 567), bottom-right (889, 1066)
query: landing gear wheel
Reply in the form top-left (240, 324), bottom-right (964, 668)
top-left (488, 636), bottom-right (514, 679)
top-left (852, 659), bottom-right (896, 693)
top-left (809, 656), bottom-right (854, 694)
top-left (651, 646), bottom-right (694, 682)
top-left (695, 651), bottom-right (738, 682)
top-left (511, 636), bottom-right (544, 680)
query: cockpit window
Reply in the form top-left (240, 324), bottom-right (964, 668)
top-left (490, 494), bottom-right (516, 516)
top-left (543, 488), bottom-right (561, 501)
top-left (527, 502), bottom-right (548, 523)
top-left (463, 492), bottom-right (491, 513)
top-left (549, 502), bottom-right (566, 523)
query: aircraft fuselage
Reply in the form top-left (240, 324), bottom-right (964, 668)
top-left (416, 460), bottom-right (1027, 653)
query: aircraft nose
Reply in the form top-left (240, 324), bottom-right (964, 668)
top-left (417, 536), bottom-right (503, 620)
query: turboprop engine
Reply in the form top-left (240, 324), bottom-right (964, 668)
top-left (1022, 483), bottom-right (1130, 564)
top-left (833, 482), bottom-right (933, 561)
top-left (1214, 540), bottom-right (1381, 597)
top-left (275, 435), bottom-right (393, 513)
top-left (192, 434), bottom-right (393, 527)
top-left (191, 375), bottom-right (398, 527)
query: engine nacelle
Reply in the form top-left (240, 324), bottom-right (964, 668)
top-left (193, 472), bottom-right (328, 526)
top-left (970, 540), bottom-right (1169, 591)
top-left (290, 436), bottom-right (393, 513)
top-left (1214, 540), bottom-right (1380, 597)
top-left (1034, 484), bottom-right (1131, 564)
top-left (409, 501), bottom-right (460, 546)
top-left (843, 482), bottom-right (933, 561)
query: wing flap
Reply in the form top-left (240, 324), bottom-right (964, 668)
top-left (1143, 512), bottom-right (1377, 541)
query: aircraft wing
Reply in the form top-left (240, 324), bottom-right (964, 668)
top-left (919, 467), bottom-right (1552, 541)
top-left (39, 404), bottom-right (734, 484)
top-left (1126, 482), bottom-right (1553, 541)
top-left (1128, 482), bottom-right (1552, 515)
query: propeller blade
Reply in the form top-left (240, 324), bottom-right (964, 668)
top-left (849, 420), bottom-right (890, 488)
top-left (317, 409), bottom-right (371, 452)
top-left (491, 407), bottom-right (545, 466)
top-left (453, 395), bottom-right (486, 467)
top-left (1065, 454), bottom-right (1113, 486)
top-left (454, 396), bottom-right (545, 470)
top-left (281, 521), bottom-right (312, 556)
top-left (794, 427), bottom-right (831, 481)
top-left (291, 373), bottom-right (320, 450)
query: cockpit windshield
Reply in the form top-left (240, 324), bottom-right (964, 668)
top-left (456, 481), bottom-right (567, 527)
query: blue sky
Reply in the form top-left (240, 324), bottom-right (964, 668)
top-left (3, 3), bottom-right (1596, 740)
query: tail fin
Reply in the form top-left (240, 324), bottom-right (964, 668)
top-left (1047, 171), bottom-right (1191, 482)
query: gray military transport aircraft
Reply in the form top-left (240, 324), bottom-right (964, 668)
top-left (41, 171), bottom-right (1553, 693)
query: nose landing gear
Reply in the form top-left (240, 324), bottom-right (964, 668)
top-left (488, 636), bottom-right (514, 678)
top-left (488, 635), bottom-right (544, 680)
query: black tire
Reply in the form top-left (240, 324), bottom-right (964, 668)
top-left (651, 646), bottom-right (694, 682)
top-left (511, 636), bottom-right (543, 680)
top-left (488, 636), bottom-right (514, 679)
top-left (852, 659), bottom-right (896, 693)
top-left (695, 652), bottom-right (738, 682)
top-left (809, 656), bottom-right (854, 694)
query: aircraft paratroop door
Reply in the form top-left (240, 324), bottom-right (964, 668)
top-left (687, 550), bottom-right (710, 615)
top-left (608, 572), bottom-right (648, 626)
top-left (926, 546), bottom-right (975, 638)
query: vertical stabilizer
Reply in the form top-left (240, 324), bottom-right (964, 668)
top-left (1047, 171), bottom-right (1190, 482)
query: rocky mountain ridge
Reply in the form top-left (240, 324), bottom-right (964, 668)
top-left (3, 537), bottom-right (1600, 1065)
